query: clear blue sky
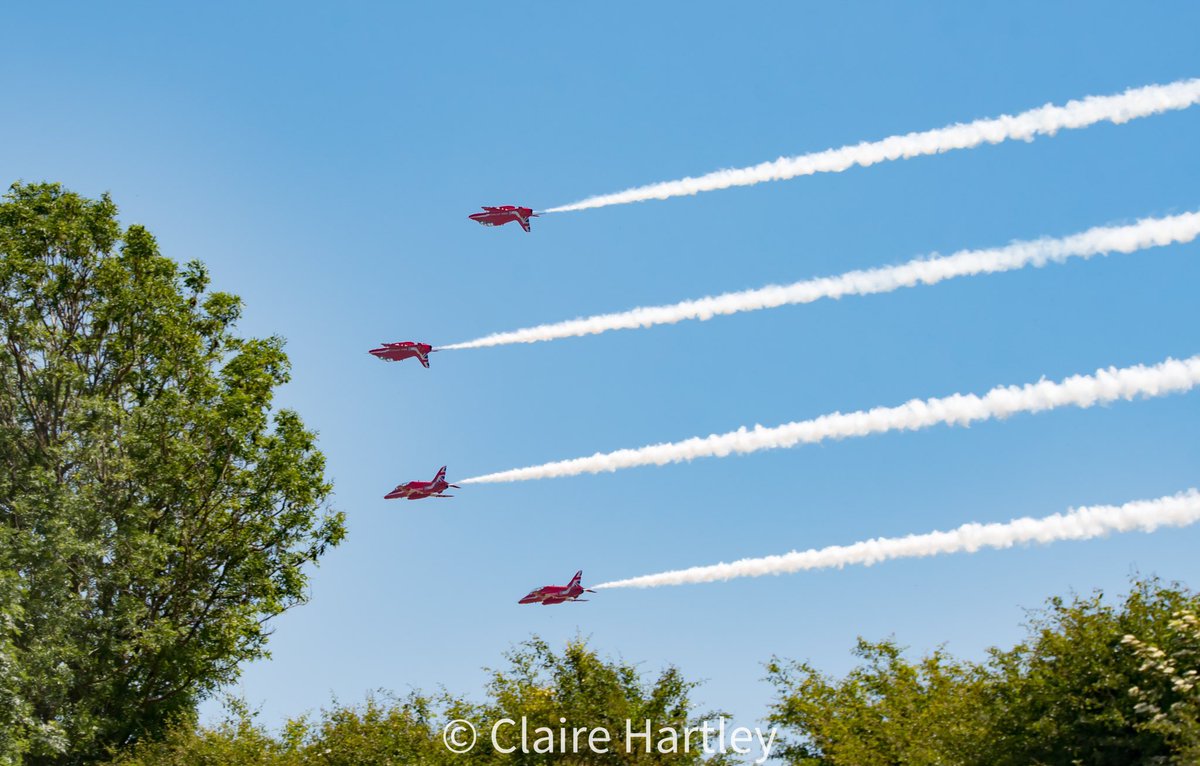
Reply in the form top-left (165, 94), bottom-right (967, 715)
top-left (3, 2), bottom-right (1199, 735)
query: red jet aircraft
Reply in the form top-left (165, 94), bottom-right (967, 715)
top-left (518, 571), bottom-right (595, 605)
top-left (384, 466), bottom-right (460, 500)
top-left (469, 205), bottom-right (538, 233)
top-left (369, 341), bottom-right (436, 368)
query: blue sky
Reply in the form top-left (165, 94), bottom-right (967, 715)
top-left (3, 2), bottom-right (1199, 735)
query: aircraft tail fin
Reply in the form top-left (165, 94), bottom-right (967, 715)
top-left (434, 466), bottom-right (447, 483)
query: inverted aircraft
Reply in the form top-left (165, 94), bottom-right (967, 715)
top-left (518, 570), bottom-right (595, 605)
top-left (369, 341), bottom-right (436, 368)
top-left (385, 466), bottom-right (459, 500)
top-left (469, 205), bottom-right (538, 233)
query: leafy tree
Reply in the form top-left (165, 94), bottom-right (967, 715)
top-left (766, 577), bottom-right (1200, 766)
top-left (475, 636), bottom-right (733, 764)
top-left (105, 637), bottom-right (731, 765)
top-left (109, 695), bottom-right (453, 766)
top-left (1123, 608), bottom-right (1200, 763)
top-left (766, 639), bottom-right (992, 766)
top-left (294, 693), bottom-right (452, 766)
top-left (102, 702), bottom-right (290, 766)
top-left (985, 578), bottom-right (1198, 766)
top-left (0, 571), bottom-right (41, 764)
top-left (0, 182), bottom-right (344, 764)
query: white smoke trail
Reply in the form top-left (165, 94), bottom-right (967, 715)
top-left (594, 489), bottom-right (1200, 589)
top-left (543, 78), bottom-right (1200, 213)
top-left (442, 211), bottom-right (1200, 351)
top-left (460, 355), bottom-right (1200, 484)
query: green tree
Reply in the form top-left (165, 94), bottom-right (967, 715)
top-left (106, 637), bottom-right (731, 766)
top-left (986, 578), bottom-right (1199, 766)
top-left (0, 182), bottom-right (345, 764)
top-left (766, 639), bottom-right (992, 766)
top-left (108, 694), bottom-right (457, 766)
top-left (102, 702), bottom-right (292, 766)
top-left (1123, 608), bottom-right (1200, 763)
top-left (0, 570), bottom-right (41, 764)
top-left (474, 636), bottom-right (732, 765)
top-left (294, 693), bottom-right (452, 766)
top-left (766, 578), bottom-right (1200, 766)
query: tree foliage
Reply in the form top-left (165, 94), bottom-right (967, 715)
top-left (766, 577), bottom-right (1200, 766)
top-left (0, 182), bottom-right (344, 764)
top-left (766, 640), bottom-right (991, 766)
top-left (1123, 608), bottom-right (1200, 762)
top-left (984, 578), bottom-right (1196, 765)
top-left (106, 637), bottom-right (730, 766)
top-left (474, 636), bottom-right (731, 765)
top-left (97, 581), bottom-right (1200, 765)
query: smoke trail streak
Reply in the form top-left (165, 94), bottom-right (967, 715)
top-left (594, 489), bottom-right (1200, 589)
top-left (544, 78), bottom-right (1200, 213)
top-left (460, 356), bottom-right (1200, 484)
top-left (442, 212), bottom-right (1200, 351)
